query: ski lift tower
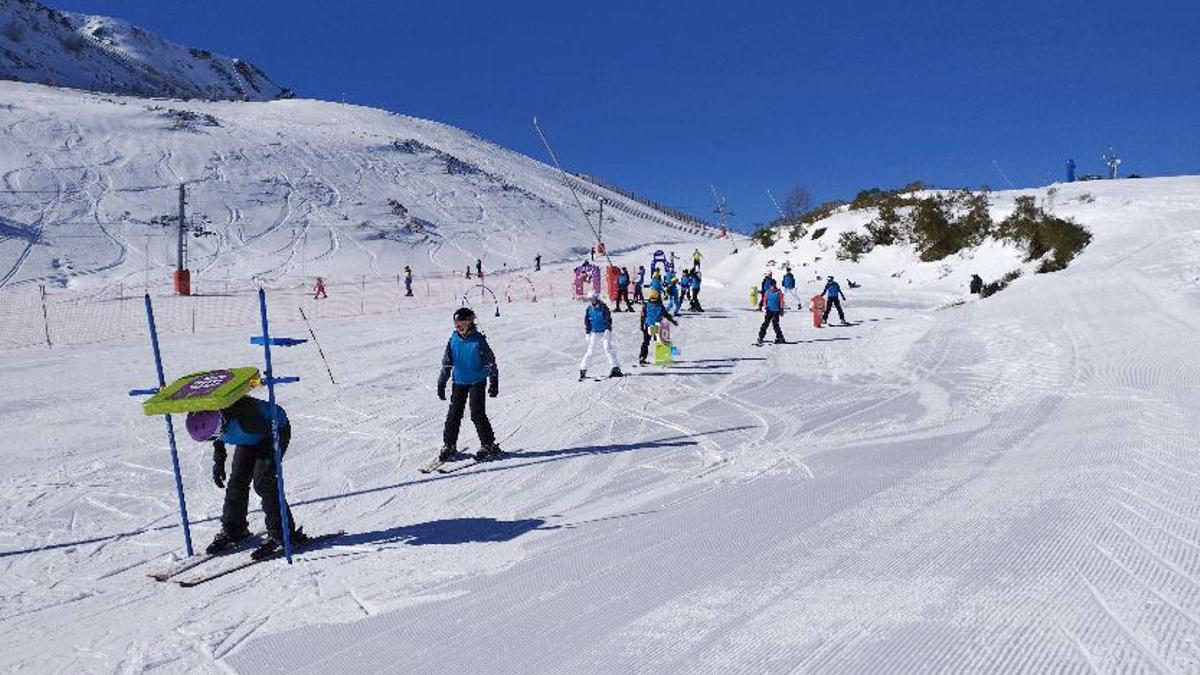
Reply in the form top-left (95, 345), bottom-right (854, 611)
top-left (1104, 146), bottom-right (1122, 180)
top-left (710, 185), bottom-right (734, 236)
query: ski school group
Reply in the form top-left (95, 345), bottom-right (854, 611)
top-left (172, 246), bottom-right (852, 568)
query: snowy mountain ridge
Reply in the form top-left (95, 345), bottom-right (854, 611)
top-left (0, 0), bottom-right (289, 101)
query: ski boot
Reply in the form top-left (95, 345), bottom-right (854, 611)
top-left (609, 367), bottom-right (624, 378)
top-left (579, 369), bottom-right (587, 381)
top-left (251, 528), bottom-right (308, 561)
top-left (205, 528), bottom-right (252, 555)
top-left (438, 445), bottom-right (457, 462)
top-left (476, 443), bottom-right (503, 461)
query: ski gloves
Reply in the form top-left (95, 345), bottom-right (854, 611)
top-left (488, 378), bottom-right (498, 398)
top-left (212, 441), bottom-right (227, 488)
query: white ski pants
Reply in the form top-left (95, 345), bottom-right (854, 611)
top-left (580, 331), bottom-right (620, 371)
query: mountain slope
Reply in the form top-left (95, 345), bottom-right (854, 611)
top-left (0, 0), bottom-right (287, 101)
top-left (0, 80), bottom-right (712, 291)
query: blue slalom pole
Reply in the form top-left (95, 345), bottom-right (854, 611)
top-left (257, 289), bottom-right (293, 564)
top-left (144, 294), bottom-right (194, 557)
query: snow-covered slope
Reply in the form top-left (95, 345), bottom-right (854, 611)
top-left (0, 80), bottom-right (709, 291)
top-left (2, 175), bottom-right (1200, 672)
top-left (0, 0), bottom-right (287, 101)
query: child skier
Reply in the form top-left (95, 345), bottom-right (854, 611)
top-left (185, 396), bottom-right (307, 560)
top-left (615, 267), bottom-right (634, 312)
top-left (404, 266), bottom-right (414, 297)
top-left (436, 308), bottom-right (501, 462)
top-left (639, 289), bottom-right (678, 365)
top-left (757, 279), bottom-right (787, 345)
top-left (689, 269), bottom-right (705, 312)
top-left (633, 265), bottom-right (646, 303)
top-left (580, 291), bottom-right (623, 380)
top-left (821, 275), bottom-right (849, 325)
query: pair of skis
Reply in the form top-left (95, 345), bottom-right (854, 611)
top-left (418, 450), bottom-right (507, 474)
top-left (148, 531), bottom-right (344, 587)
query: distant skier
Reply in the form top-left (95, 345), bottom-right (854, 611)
top-left (579, 291), bottom-right (623, 380)
top-left (535, 253), bottom-right (542, 272)
top-left (465, 266), bottom-right (472, 279)
top-left (633, 265), bottom-right (646, 303)
top-left (689, 269), bottom-right (705, 312)
top-left (313, 277), bottom-right (327, 300)
top-left (782, 268), bottom-right (796, 292)
top-left (667, 273), bottom-right (682, 314)
top-left (186, 397), bottom-right (307, 560)
top-left (821, 275), bottom-right (848, 325)
top-left (436, 308), bottom-right (501, 463)
top-left (969, 274), bottom-right (983, 295)
top-left (758, 271), bottom-right (774, 310)
top-left (756, 278), bottom-right (787, 345)
top-left (639, 289), bottom-right (678, 365)
top-left (615, 267), bottom-right (634, 312)
top-left (475, 259), bottom-right (483, 278)
top-left (404, 266), bottom-right (414, 297)
top-left (691, 248), bottom-right (702, 270)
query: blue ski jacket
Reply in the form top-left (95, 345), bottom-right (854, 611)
top-left (617, 272), bottom-right (630, 288)
top-left (765, 288), bottom-right (784, 312)
top-left (584, 302), bottom-right (612, 333)
top-left (439, 329), bottom-right (498, 387)
top-left (218, 397), bottom-right (289, 447)
top-left (782, 272), bottom-right (795, 290)
top-left (823, 280), bottom-right (845, 300)
top-left (642, 300), bottom-right (675, 328)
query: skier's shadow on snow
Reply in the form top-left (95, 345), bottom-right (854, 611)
top-left (338, 518), bottom-right (552, 547)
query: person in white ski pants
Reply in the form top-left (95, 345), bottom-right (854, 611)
top-left (579, 291), bottom-right (624, 380)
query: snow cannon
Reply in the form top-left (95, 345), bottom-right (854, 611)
top-left (140, 367), bottom-right (262, 416)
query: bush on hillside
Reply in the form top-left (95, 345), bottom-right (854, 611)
top-left (836, 230), bottom-right (874, 262)
top-left (997, 196), bottom-right (1092, 272)
top-left (981, 270), bottom-right (1022, 298)
top-left (750, 225), bottom-right (777, 248)
top-left (909, 197), bottom-right (960, 261)
top-left (811, 226), bottom-right (827, 240)
top-left (865, 219), bottom-right (903, 246)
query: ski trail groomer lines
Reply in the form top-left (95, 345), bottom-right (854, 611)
top-left (435, 307), bottom-right (502, 464)
top-left (580, 290), bottom-right (624, 380)
top-left (185, 397), bottom-right (308, 561)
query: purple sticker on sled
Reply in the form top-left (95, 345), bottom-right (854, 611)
top-left (170, 370), bottom-right (234, 400)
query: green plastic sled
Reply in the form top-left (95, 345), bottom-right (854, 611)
top-left (142, 367), bottom-right (261, 416)
top-left (654, 340), bottom-right (674, 366)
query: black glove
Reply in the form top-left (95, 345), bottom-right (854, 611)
top-left (212, 441), bottom-right (227, 489)
top-left (437, 382), bottom-right (447, 400)
top-left (488, 379), bottom-right (498, 398)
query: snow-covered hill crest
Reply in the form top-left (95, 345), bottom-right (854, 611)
top-left (0, 0), bottom-right (289, 101)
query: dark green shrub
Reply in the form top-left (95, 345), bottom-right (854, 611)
top-left (909, 197), bottom-right (959, 261)
top-left (837, 231), bottom-right (874, 262)
top-left (751, 226), bottom-right (777, 248)
top-left (997, 196), bottom-right (1092, 272)
top-left (811, 227), bottom-right (827, 240)
top-left (981, 270), bottom-right (1022, 297)
top-left (865, 219), bottom-right (902, 246)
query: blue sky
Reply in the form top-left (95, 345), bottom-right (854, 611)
top-left (53, 1), bottom-right (1200, 228)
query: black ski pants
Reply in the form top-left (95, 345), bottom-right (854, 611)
top-left (639, 327), bottom-right (652, 362)
top-left (222, 426), bottom-right (294, 540)
top-left (616, 288), bottom-right (633, 311)
top-left (758, 311), bottom-right (785, 342)
top-left (443, 381), bottom-right (495, 449)
top-left (822, 297), bottom-right (846, 323)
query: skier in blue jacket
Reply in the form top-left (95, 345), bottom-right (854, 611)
top-left (759, 271), bottom-right (775, 310)
top-left (821, 275), bottom-right (848, 325)
top-left (185, 396), bottom-right (306, 559)
top-left (436, 307), bottom-right (500, 462)
top-left (579, 291), bottom-right (623, 380)
top-left (689, 269), bottom-right (705, 312)
top-left (614, 267), bottom-right (634, 312)
top-left (638, 289), bottom-right (678, 365)
top-left (756, 279), bottom-right (787, 345)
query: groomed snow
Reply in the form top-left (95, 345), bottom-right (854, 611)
top-left (2, 87), bottom-right (1200, 670)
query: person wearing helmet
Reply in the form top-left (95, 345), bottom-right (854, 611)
top-left (185, 396), bottom-right (307, 560)
top-left (757, 278), bottom-right (787, 345)
top-left (633, 265), bottom-right (646, 303)
top-left (580, 291), bottom-right (623, 380)
top-left (821, 275), bottom-right (848, 325)
top-left (614, 267), bottom-right (634, 312)
top-left (638, 288), bottom-right (678, 365)
top-left (758, 271), bottom-right (775, 310)
top-left (436, 307), bottom-right (501, 463)
top-left (689, 269), bottom-right (705, 312)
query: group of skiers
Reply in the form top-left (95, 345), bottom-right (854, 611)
top-left (179, 247), bottom-right (856, 564)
